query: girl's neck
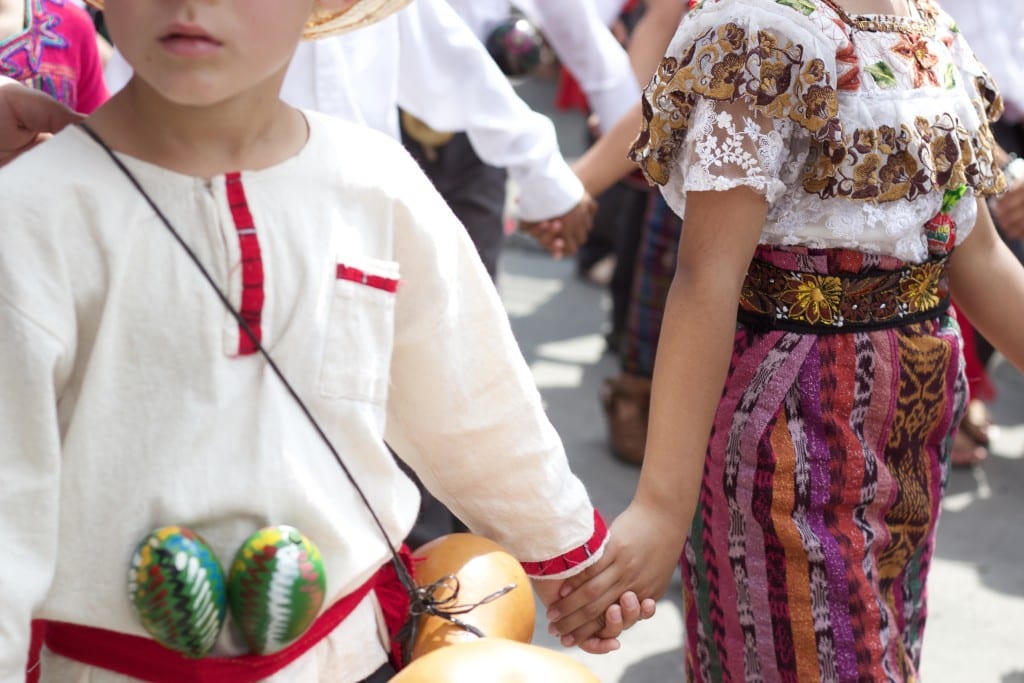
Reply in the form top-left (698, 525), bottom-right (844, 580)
top-left (88, 76), bottom-right (308, 179)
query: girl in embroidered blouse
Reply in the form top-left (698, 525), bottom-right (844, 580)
top-left (548, 0), bottom-right (1024, 679)
top-left (0, 0), bottom-right (108, 113)
top-left (0, 1), bottom-right (652, 681)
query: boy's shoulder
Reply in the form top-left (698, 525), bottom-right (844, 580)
top-left (302, 109), bottom-right (434, 199)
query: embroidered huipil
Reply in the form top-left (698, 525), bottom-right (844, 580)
top-left (629, 0), bottom-right (1006, 263)
top-left (0, 0), bottom-right (107, 112)
top-left (0, 112), bottom-right (607, 682)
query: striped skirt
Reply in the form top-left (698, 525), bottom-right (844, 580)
top-left (683, 246), bottom-right (967, 683)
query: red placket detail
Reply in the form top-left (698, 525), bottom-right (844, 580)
top-left (225, 172), bottom-right (265, 355)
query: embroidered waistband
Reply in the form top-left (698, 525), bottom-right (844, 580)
top-left (737, 256), bottom-right (950, 334)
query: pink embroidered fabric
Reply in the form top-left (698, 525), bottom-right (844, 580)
top-left (1, 0), bottom-right (108, 113)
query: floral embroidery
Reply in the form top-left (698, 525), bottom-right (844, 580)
top-left (628, 0), bottom-right (1008, 210)
top-left (866, 61), bottom-right (897, 88)
top-left (898, 260), bottom-right (944, 310)
top-left (740, 255), bottom-right (950, 330)
top-left (781, 274), bottom-right (842, 324)
top-left (629, 21), bottom-right (840, 186)
top-left (801, 113), bottom-right (1000, 201)
top-left (891, 33), bottom-right (940, 88)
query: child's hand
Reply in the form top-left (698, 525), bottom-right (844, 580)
top-left (0, 76), bottom-right (82, 167)
top-left (991, 178), bottom-right (1024, 240)
top-left (519, 195), bottom-right (597, 259)
top-left (545, 501), bottom-right (684, 648)
top-left (519, 218), bottom-right (568, 259)
top-left (533, 581), bottom-right (654, 654)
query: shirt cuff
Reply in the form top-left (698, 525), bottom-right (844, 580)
top-left (520, 510), bottom-right (608, 580)
top-left (513, 157), bottom-right (585, 223)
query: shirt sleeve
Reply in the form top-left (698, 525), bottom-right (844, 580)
top-left (516, 0), bottom-right (641, 133)
top-left (0, 301), bottom-right (64, 682)
top-left (628, 0), bottom-right (843, 191)
top-left (382, 146), bottom-right (606, 579)
top-left (395, 0), bottom-right (584, 221)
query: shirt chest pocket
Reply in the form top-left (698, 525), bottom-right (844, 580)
top-left (319, 258), bottom-right (400, 403)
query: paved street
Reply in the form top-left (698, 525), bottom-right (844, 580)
top-left (501, 77), bottom-right (1024, 682)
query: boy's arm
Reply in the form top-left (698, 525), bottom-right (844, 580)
top-left (516, 0), bottom-right (640, 135)
top-left (395, 0), bottom-right (584, 224)
top-left (0, 301), bottom-right (65, 681)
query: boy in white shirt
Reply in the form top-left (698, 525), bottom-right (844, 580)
top-left (0, 2), bottom-right (651, 681)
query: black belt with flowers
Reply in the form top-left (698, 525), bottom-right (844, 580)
top-left (737, 256), bottom-right (951, 334)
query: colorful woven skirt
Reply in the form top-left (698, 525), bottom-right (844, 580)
top-left (683, 246), bottom-right (966, 683)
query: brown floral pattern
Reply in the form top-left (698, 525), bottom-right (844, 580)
top-left (739, 256), bottom-right (950, 330)
top-left (629, 21), bottom-right (841, 186)
top-left (628, 0), bottom-right (1008, 202)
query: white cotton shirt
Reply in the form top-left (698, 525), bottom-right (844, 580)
top-left (0, 112), bottom-right (603, 682)
top-left (446, 0), bottom-right (640, 132)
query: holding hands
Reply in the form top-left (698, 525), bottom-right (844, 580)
top-left (543, 501), bottom-right (682, 650)
top-left (520, 193), bottom-right (597, 260)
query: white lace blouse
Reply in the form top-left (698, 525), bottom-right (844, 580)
top-left (630, 0), bottom-right (1007, 264)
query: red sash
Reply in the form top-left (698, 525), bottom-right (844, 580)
top-left (33, 556), bottom-right (411, 683)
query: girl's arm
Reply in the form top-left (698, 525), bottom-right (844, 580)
top-left (949, 196), bottom-right (1024, 372)
top-left (572, 0), bottom-right (690, 198)
top-left (547, 186), bottom-right (767, 643)
top-left (627, 0), bottom-right (688, 85)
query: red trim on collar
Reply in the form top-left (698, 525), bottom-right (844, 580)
top-left (519, 510), bottom-right (608, 577)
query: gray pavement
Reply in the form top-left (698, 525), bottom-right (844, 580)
top-left (500, 77), bottom-right (1024, 682)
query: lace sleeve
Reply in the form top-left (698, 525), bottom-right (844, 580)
top-left (658, 98), bottom-right (794, 216)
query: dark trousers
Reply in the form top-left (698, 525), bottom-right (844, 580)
top-left (402, 129), bottom-right (508, 280)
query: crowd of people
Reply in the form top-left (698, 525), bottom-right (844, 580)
top-left (1, 0), bottom-right (1022, 682)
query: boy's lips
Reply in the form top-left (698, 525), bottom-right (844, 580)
top-left (159, 23), bottom-right (223, 57)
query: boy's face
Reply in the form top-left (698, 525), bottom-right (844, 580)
top-left (103, 0), bottom-right (354, 107)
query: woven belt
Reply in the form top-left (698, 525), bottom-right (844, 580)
top-left (737, 256), bottom-right (950, 334)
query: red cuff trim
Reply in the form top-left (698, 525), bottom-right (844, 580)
top-left (336, 264), bottom-right (399, 293)
top-left (520, 510), bottom-right (608, 577)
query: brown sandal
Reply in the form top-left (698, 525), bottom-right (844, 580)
top-left (951, 399), bottom-right (991, 467)
top-left (601, 373), bottom-right (651, 466)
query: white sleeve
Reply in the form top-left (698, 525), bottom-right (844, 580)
top-left (396, 0), bottom-right (584, 221)
top-left (515, 0), bottom-right (641, 133)
top-left (383, 147), bottom-right (604, 573)
top-left (0, 302), bottom-right (64, 682)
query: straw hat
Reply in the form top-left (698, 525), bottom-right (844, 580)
top-left (83, 0), bottom-right (413, 40)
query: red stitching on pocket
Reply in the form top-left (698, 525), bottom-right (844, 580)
top-left (336, 264), bottom-right (399, 293)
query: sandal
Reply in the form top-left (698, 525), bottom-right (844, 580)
top-left (951, 399), bottom-right (991, 467)
top-left (601, 373), bottom-right (651, 466)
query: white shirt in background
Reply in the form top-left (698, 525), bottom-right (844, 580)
top-left (446, 0), bottom-right (640, 132)
top-left (940, 0), bottom-right (1024, 119)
